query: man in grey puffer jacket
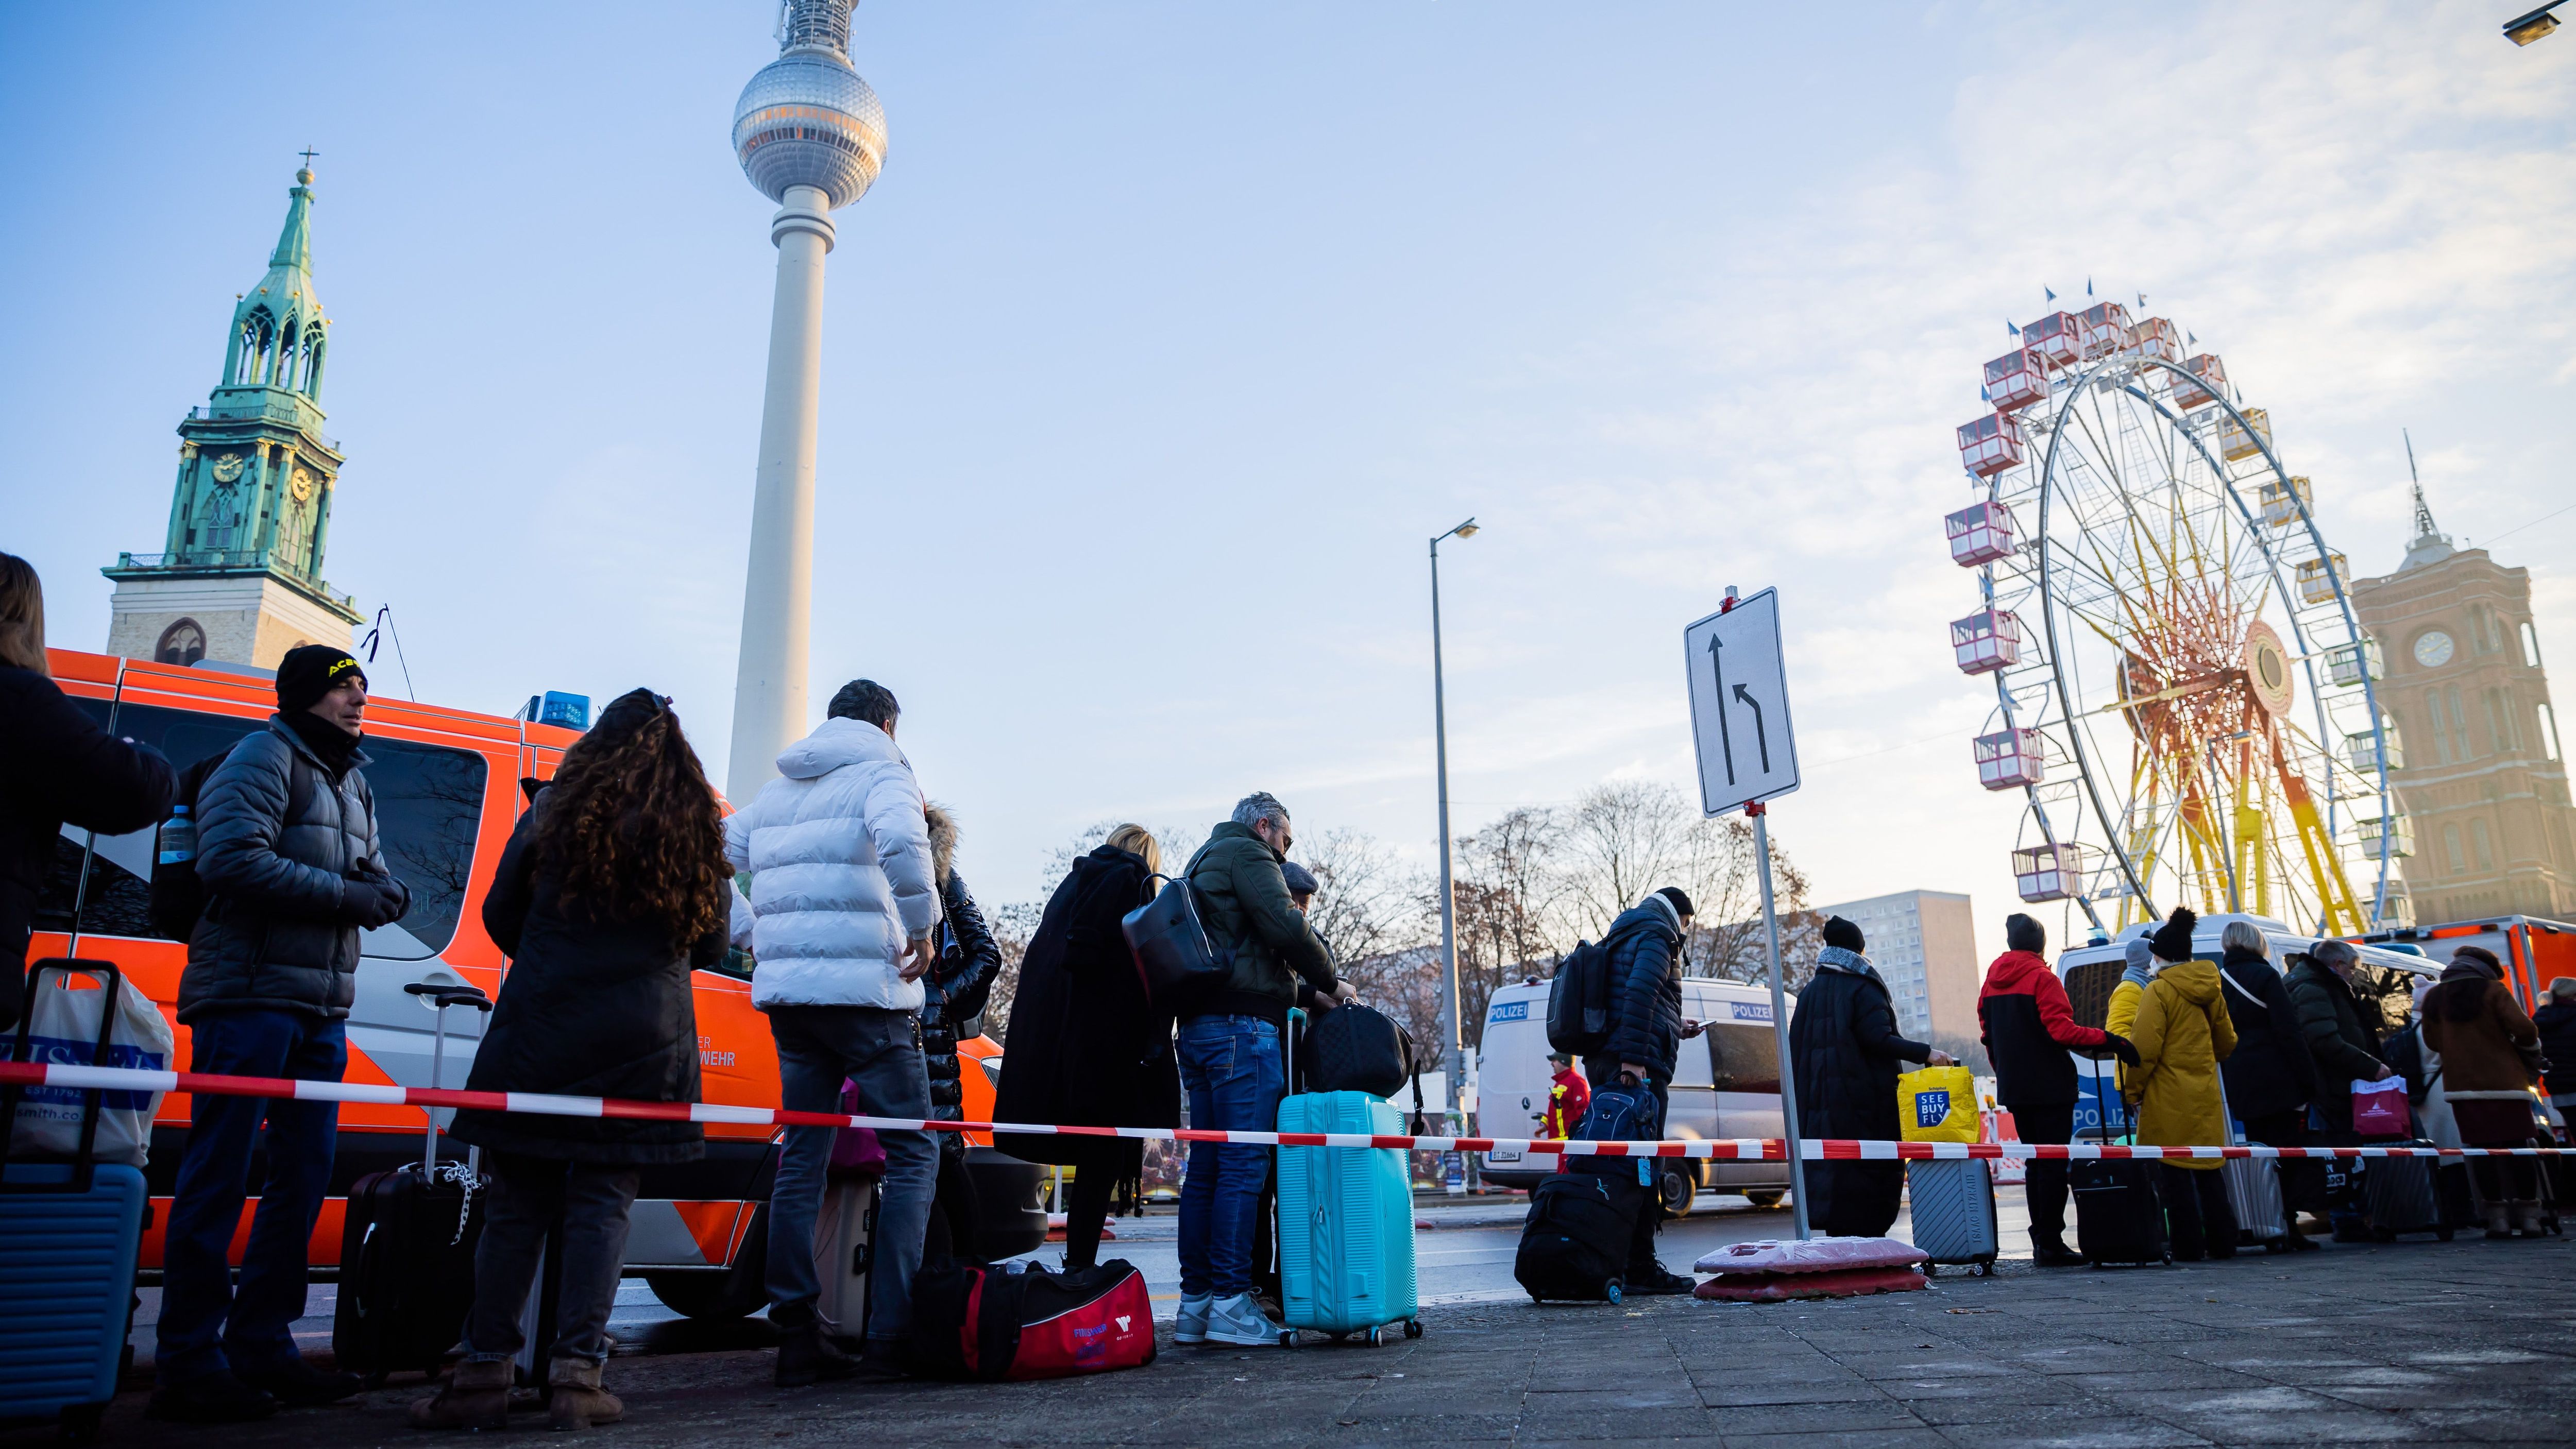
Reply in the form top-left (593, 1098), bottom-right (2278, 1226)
top-left (154, 646), bottom-right (408, 1424)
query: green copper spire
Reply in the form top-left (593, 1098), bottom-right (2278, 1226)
top-left (221, 163), bottom-right (327, 399)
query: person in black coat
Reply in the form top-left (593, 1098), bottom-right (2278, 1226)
top-left (1790, 916), bottom-right (1953, 1238)
top-left (918, 804), bottom-right (1001, 1263)
top-left (2537, 978), bottom-right (2576, 1113)
top-left (417, 690), bottom-right (731, 1434)
top-left (2212, 919), bottom-right (2323, 1245)
top-left (0, 552), bottom-right (174, 1031)
top-left (992, 827), bottom-right (1179, 1271)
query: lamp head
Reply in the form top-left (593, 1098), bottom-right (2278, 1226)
top-left (2505, 3), bottom-right (2562, 43)
top-left (1454, 521), bottom-right (1480, 539)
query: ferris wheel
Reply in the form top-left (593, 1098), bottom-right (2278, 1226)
top-left (1941, 299), bottom-right (2402, 938)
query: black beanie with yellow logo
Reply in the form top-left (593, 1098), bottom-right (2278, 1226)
top-left (277, 644), bottom-right (367, 715)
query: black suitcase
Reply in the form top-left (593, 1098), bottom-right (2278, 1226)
top-left (332, 982), bottom-right (493, 1384)
top-left (2361, 1142), bottom-right (2451, 1241)
top-left (1514, 1172), bottom-right (1637, 1302)
top-left (2071, 1158), bottom-right (2170, 1266)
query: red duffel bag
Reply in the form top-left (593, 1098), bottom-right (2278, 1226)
top-left (910, 1259), bottom-right (1156, 1382)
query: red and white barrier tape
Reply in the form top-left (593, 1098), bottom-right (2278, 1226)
top-left (3, 1061), bottom-right (2565, 1160)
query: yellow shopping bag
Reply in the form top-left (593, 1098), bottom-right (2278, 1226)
top-left (1898, 1065), bottom-right (1979, 1143)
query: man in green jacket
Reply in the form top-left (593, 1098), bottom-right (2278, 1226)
top-left (1174, 793), bottom-right (1349, 1350)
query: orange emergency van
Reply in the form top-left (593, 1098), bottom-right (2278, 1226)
top-left (30, 647), bottom-right (1045, 1320)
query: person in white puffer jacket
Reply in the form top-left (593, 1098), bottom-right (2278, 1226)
top-left (727, 679), bottom-right (941, 1387)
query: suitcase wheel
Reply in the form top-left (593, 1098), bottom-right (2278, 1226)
top-left (1403, 1318), bottom-right (1423, 1339)
top-left (1279, 1328), bottom-right (1299, 1349)
top-left (1975, 1260), bottom-right (1993, 1277)
top-left (58, 1404), bottom-right (105, 1444)
top-left (1363, 1325), bottom-right (1383, 1347)
top-left (1604, 1281), bottom-right (1623, 1304)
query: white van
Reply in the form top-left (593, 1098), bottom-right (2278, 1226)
top-left (1474, 978), bottom-right (1798, 1214)
top-left (2052, 913), bottom-right (2435, 1141)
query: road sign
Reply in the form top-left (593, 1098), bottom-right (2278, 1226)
top-left (1684, 587), bottom-right (1800, 815)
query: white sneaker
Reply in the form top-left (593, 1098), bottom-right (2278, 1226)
top-left (1173, 1292), bottom-right (1213, 1345)
top-left (1201, 1292), bottom-right (1282, 1348)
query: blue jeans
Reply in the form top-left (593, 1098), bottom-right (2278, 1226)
top-left (155, 1009), bottom-right (346, 1384)
top-left (764, 1007), bottom-right (937, 1346)
top-left (1177, 1015), bottom-right (1285, 1297)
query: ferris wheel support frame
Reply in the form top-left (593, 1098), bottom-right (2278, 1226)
top-left (1993, 351), bottom-right (2395, 935)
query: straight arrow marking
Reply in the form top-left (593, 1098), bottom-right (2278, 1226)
top-left (1707, 634), bottom-right (1736, 786)
top-left (1733, 683), bottom-right (1771, 773)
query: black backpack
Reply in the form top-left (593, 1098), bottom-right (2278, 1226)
top-left (147, 753), bottom-right (228, 943)
top-left (1545, 936), bottom-right (1617, 1056)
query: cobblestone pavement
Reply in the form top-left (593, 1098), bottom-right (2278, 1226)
top-left (78, 1234), bottom-right (2575, 1447)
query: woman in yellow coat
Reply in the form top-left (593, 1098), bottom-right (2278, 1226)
top-left (2128, 909), bottom-right (2240, 1260)
top-left (2105, 935), bottom-right (2156, 1104)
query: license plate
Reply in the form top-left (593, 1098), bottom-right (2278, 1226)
top-left (1488, 1150), bottom-right (1521, 1163)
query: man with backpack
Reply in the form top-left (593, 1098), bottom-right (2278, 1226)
top-left (154, 646), bottom-right (409, 1423)
top-left (1572, 887), bottom-right (1704, 1297)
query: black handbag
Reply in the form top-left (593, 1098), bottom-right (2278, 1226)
top-left (1120, 874), bottom-right (1234, 1008)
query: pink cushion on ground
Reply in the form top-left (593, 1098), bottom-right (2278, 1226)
top-left (1693, 1266), bottom-right (1929, 1302)
top-left (1693, 1235), bottom-right (1929, 1275)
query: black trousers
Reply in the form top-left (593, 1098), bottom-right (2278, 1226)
top-left (2240, 1109), bottom-right (2327, 1219)
top-left (2157, 1164), bottom-right (2237, 1260)
top-left (921, 1137), bottom-right (982, 1265)
top-left (2009, 1102), bottom-right (2076, 1247)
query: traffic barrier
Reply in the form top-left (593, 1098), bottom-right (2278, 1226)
top-left (0, 1061), bottom-right (2564, 1161)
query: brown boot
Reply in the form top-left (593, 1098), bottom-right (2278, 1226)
top-left (411, 1358), bottom-right (511, 1431)
top-left (546, 1357), bottom-right (622, 1431)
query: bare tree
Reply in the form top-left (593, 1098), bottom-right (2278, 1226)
top-left (1447, 807), bottom-right (1569, 1049)
top-left (1557, 782), bottom-right (1698, 939)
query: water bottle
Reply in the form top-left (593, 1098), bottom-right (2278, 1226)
top-left (157, 803), bottom-right (195, 867)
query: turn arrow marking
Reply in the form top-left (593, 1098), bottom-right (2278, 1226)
top-left (1733, 684), bottom-right (1771, 773)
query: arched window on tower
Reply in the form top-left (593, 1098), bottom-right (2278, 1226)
top-left (277, 318), bottom-right (300, 389)
top-left (300, 327), bottom-right (325, 399)
top-left (201, 487), bottom-right (240, 554)
top-left (234, 309), bottom-right (276, 386)
top-left (155, 618), bottom-right (207, 667)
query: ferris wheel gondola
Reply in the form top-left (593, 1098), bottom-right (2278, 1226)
top-left (1944, 304), bottom-right (2404, 937)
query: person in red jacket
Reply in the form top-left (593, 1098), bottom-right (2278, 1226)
top-left (1539, 1050), bottom-right (1590, 1140)
top-left (1978, 914), bottom-right (2137, 1267)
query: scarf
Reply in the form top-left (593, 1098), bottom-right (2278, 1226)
top-left (284, 709), bottom-right (362, 779)
top-left (1817, 945), bottom-right (1873, 977)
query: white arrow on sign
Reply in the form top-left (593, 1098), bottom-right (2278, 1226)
top-left (1684, 588), bottom-right (1800, 815)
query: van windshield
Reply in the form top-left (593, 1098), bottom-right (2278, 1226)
top-left (43, 698), bottom-right (487, 957)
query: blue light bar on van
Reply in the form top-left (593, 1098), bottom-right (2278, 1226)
top-left (538, 691), bottom-right (590, 730)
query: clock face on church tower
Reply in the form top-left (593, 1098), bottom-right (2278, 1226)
top-left (2413, 630), bottom-right (2455, 668)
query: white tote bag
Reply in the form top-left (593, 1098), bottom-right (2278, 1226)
top-left (5, 965), bottom-right (175, 1167)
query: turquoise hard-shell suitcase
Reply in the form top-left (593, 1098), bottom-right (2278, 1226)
top-left (1275, 1090), bottom-right (1421, 1345)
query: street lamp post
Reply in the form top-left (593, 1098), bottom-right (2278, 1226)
top-left (1430, 517), bottom-right (1479, 1144)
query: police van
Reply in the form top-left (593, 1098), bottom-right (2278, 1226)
top-left (1473, 977), bottom-right (1798, 1215)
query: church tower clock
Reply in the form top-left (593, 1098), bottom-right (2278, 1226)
top-left (103, 160), bottom-right (362, 669)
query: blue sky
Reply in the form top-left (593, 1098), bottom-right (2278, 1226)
top-left (5, 3), bottom-right (2570, 937)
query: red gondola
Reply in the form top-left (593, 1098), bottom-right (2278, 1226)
top-left (2012, 843), bottom-right (2088, 903)
top-left (1951, 607), bottom-right (2022, 674)
top-left (1944, 501), bottom-right (2018, 567)
top-left (2076, 301), bottom-right (2132, 360)
top-left (2173, 352), bottom-right (2227, 410)
top-left (1981, 346), bottom-right (2048, 413)
top-left (2127, 316), bottom-right (2181, 364)
top-left (1956, 412), bottom-right (2025, 479)
top-left (2021, 311), bottom-right (2079, 370)
top-left (1975, 729), bottom-right (2046, 789)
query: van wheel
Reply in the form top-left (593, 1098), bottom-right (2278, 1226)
top-left (1743, 1190), bottom-right (1785, 1209)
top-left (1659, 1167), bottom-right (1696, 1217)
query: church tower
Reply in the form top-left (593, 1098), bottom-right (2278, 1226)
top-left (2351, 456), bottom-right (2576, 923)
top-left (103, 160), bottom-right (362, 669)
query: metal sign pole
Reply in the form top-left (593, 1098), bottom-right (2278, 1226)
top-left (1748, 799), bottom-right (1810, 1240)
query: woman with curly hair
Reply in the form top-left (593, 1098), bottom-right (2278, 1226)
top-left (416, 689), bottom-right (732, 1432)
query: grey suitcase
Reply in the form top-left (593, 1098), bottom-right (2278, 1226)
top-left (2362, 1143), bottom-right (2452, 1241)
top-left (1904, 1157), bottom-right (1998, 1275)
top-left (2222, 1157), bottom-right (2286, 1248)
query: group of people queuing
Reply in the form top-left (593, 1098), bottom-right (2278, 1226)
top-left (3, 549), bottom-right (2568, 1432)
top-left (1975, 904), bottom-right (2563, 1264)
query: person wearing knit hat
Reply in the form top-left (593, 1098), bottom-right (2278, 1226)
top-left (1789, 915), bottom-right (1955, 1237)
top-left (1577, 887), bottom-right (1708, 1297)
top-left (156, 642), bottom-right (407, 1422)
top-left (2126, 908), bottom-right (2242, 1260)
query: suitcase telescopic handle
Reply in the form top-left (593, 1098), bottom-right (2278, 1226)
top-left (404, 981), bottom-right (493, 1170)
top-left (4, 958), bottom-right (127, 1195)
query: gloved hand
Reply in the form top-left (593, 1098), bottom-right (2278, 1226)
top-left (2103, 1033), bottom-right (2141, 1068)
top-left (339, 877), bottom-right (404, 930)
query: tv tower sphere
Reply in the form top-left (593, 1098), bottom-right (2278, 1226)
top-left (724, 0), bottom-right (888, 800)
top-left (733, 2), bottom-right (887, 208)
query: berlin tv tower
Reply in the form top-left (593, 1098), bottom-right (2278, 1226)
top-left (725, 0), bottom-right (888, 798)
